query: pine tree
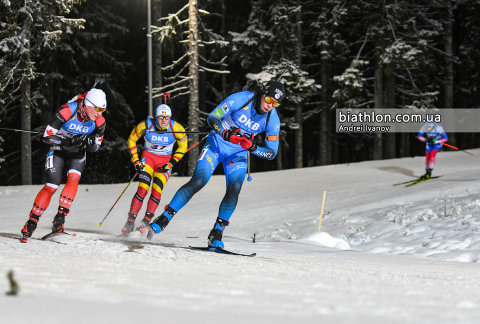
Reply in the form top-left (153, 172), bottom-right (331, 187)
top-left (308, 0), bottom-right (349, 165)
top-left (0, 0), bottom-right (85, 184)
top-left (231, 0), bottom-right (319, 170)
top-left (152, 0), bottom-right (229, 175)
top-left (38, 0), bottom-right (136, 184)
top-left (332, 0), bottom-right (441, 160)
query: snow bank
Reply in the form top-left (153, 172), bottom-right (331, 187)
top-left (303, 232), bottom-right (351, 250)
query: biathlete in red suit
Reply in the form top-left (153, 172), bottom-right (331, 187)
top-left (20, 88), bottom-right (107, 243)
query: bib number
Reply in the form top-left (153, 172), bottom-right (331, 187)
top-left (198, 148), bottom-right (208, 160)
top-left (45, 150), bottom-right (54, 170)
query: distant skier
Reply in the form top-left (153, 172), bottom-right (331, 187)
top-left (21, 89), bottom-right (107, 243)
top-left (147, 81), bottom-right (285, 250)
top-left (418, 121), bottom-right (448, 179)
top-left (121, 104), bottom-right (188, 235)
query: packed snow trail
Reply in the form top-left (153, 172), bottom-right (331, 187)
top-left (1, 149), bottom-right (480, 323)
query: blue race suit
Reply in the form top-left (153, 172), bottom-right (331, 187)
top-left (167, 91), bottom-right (281, 222)
top-left (418, 124), bottom-right (448, 153)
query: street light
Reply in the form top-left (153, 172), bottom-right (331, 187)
top-left (147, 0), bottom-right (153, 118)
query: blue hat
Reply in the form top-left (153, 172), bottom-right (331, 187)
top-left (425, 121), bottom-right (434, 127)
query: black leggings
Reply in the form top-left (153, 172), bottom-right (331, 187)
top-left (45, 149), bottom-right (86, 186)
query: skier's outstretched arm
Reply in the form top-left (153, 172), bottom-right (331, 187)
top-left (42, 105), bottom-right (76, 146)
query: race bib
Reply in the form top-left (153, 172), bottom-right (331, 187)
top-left (198, 148), bottom-right (208, 160)
top-left (45, 150), bottom-right (54, 170)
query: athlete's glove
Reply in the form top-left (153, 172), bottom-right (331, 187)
top-left (133, 160), bottom-right (144, 173)
top-left (69, 134), bottom-right (93, 149)
top-left (157, 159), bottom-right (177, 173)
top-left (70, 134), bottom-right (87, 146)
top-left (84, 135), bottom-right (95, 149)
top-left (239, 133), bottom-right (257, 152)
top-left (431, 139), bottom-right (438, 144)
top-left (222, 127), bottom-right (243, 144)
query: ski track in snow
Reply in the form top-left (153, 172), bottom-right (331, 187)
top-left (1, 149), bottom-right (480, 323)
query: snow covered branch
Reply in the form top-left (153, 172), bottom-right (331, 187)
top-left (153, 77), bottom-right (191, 93)
top-left (199, 65), bottom-right (230, 74)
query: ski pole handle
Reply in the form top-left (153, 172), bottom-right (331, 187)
top-left (275, 63), bottom-right (294, 82)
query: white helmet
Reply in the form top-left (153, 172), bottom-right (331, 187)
top-left (156, 104), bottom-right (172, 117)
top-left (85, 88), bottom-right (107, 109)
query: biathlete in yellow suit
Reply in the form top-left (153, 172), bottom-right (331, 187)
top-left (122, 104), bottom-right (188, 234)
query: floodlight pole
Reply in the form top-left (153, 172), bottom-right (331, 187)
top-left (147, 0), bottom-right (153, 119)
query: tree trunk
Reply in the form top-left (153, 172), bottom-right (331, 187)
top-left (187, 0), bottom-right (199, 176)
top-left (199, 43), bottom-right (206, 114)
top-left (318, 44), bottom-right (328, 166)
top-left (294, 5), bottom-right (303, 168)
top-left (152, 0), bottom-right (163, 108)
top-left (21, 16), bottom-right (32, 185)
top-left (444, 4), bottom-right (455, 143)
top-left (384, 62), bottom-right (395, 159)
top-left (373, 41), bottom-right (383, 160)
top-left (276, 136), bottom-right (283, 170)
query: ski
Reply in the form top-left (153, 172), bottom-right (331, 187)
top-left (394, 176), bottom-right (441, 186)
top-left (393, 179), bottom-right (420, 186)
top-left (189, 246), bottom-right (256, 257)
top-left (405, 176), bottom-right (442, 187)
top-left (115, 230), bottom-right (144, 239)
top-left (41, 231), bottom-right (76, 240)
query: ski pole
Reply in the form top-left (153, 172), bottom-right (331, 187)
top-left (98, 172), bottom-right (137, 226)
top-left (247, 152), bottom-right (252, 181)
top-left (2, 80), bottom-right (105, 136)
top-left (443, 143), bottom-right (474, 156)
top-left (151, 130), bottom-right (211, 135)
top-left (97, 134), bottom-right (208, 226)
top-left (0, 127), bottom-right (43, 134)
top-left (187, 134), bottom-right (209, 151)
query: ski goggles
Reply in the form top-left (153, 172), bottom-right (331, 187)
top-left (85, 98), bottom-right (107, 113)
top-left (264, 96), bottom-right (281, 107)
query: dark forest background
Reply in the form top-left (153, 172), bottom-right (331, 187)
top-left (1, 0), bottom-right (479, 185)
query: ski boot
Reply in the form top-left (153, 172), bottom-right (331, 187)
top-left (207, 218), bottom-right (229, 251)
top-left (135, 212), bottom-right (153, 234)
top-left (146, 205), bottom-right (176, 240)
top-left (121, 213), bottom-right (137, 236)
top-left (20, 213), bottom-right (40, 243)
top-left (420, 169), bottom-right (432, 180)
top-left (52, 207), bottom-right (69, 233)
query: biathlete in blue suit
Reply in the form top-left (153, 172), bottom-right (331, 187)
top-left (417, 121), bottom-right (448, 179)
top-left (147, 81), bottom-right (286, 249)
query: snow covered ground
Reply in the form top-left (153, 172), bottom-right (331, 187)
top-left (2, 149), bottom-right (480, 323)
